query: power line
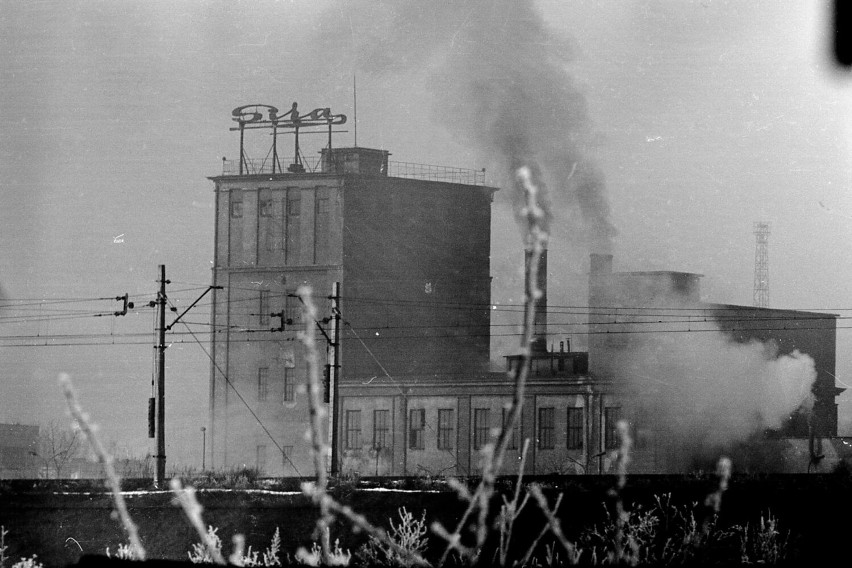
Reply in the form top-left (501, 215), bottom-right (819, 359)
top-left (168, 298), bottom-right (303, 476)
top-left (3, 320), bottom-right (852, 348)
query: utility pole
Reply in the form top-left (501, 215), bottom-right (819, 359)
top-left (155, 265), bottom-right (168, 486)
top-left (329, 282), bottom-right (341, 475)
top-left (147, 275), bottom-right (218, 486)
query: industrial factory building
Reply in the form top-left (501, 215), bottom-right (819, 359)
top-left (208, 104), bottom-right (842, 476)
top-left (208, 134), bottom-right (498, 475)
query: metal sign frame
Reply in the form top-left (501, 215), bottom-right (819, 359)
top-left (230, 103), bottom-right (347, 175)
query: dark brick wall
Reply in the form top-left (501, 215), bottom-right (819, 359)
top-left (341, 175), bottom-right (494, 379)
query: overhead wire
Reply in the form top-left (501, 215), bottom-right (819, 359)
top-left (165, 297), bottom-right (303, 476)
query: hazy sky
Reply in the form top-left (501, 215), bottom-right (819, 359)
top-left (1, 1), bottom-right (851, 466)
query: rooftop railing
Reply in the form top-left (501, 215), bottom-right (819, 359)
top-left (221, 158), bottom-right (486, 186)
top-left (386, 161), bottom-right (486, 185)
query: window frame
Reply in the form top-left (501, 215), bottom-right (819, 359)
top-left (230, 196), bottom-right (243, 218)
top-left (259, 290), bottom-right (269, 326)
top-left (256, 444), bottom-right (267, 474)
top-left (283, 368), bottom-right (294, 402)
top-left (345, 410), bottom-right (362, 450)
top-left (373, 409), bottom-right (390, 451)
top-left (566, 407), bottom-right (584, 450)
top-left (604, 407), bottom-right (621, 450)
top-left (437, 408), bottom-right (455, 450)
top-left (257, 367), bottom-right (269, 402)
top-left (538, 407), bottom-right (555, 450)
top-left (473, 408), bottom-right (490, 451)
top-left (502, 408), bottom-right (519, 450)
top-left (409, 408), bottom-right (425, 450)
top-left (281, 445), bottom-right (294, 471)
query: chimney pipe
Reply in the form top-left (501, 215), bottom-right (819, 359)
top-left (590, 253), bottom-right (613, 278)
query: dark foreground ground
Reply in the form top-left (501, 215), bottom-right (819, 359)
top-left (1, 473), bottom-right (850, 567)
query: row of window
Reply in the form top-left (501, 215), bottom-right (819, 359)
top-left (230, 192), bottom-right (302, 219)
top-left (343, 406), bottom-right (622, 452)
top-left (228, 189), bottom-right (330, 264)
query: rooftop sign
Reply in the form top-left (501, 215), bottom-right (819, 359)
top-left (231, 102), bottom-right (347, 130)
top-left (228, 102), bottom-right (347, 174)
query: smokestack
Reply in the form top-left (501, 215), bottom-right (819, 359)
top-left (525, 247), bottom-right (548, 353)
top-left (588, 253), bottom-right (613, 374)
top-left (589, 253), bottom-right (613, 279)
top-left (589, 253), bottom-right (613, 307)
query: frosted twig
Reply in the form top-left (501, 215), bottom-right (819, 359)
top-left (230, 534), bottom-right (246, 566)
top-left (609, 419), bottom-right (632, 563)
top-left (529, 486), bottom-right (577, 562)
top-left (434, 166), bottom-right (548, 567)
top-left (169, 478), bottom-right (226, 565)
top-left (302, 483), bottom-right (430, 567)
top-left (59, 373), bottom-right (146, 561)
top-left (515, 492), bottom-right (563, 568)
top-left (297, 286), bottom-right (333, 563)
top-left (702, 456), bottom-right (732, 538)
top-left (496, 439), bottom-right (531, 566)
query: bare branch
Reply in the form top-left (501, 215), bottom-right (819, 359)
top-left (59, 374), bottom-right (146, 561)
top-left (302, 483), bottom-right (430, 567)
top-left (435, 166), bottom-right (548, 567)
top-left (170, 478), bottom-right (226, 565)
top-left (296, 286), bottom-right (333, 563)
top-left (529, 486), bottom-right (577, 563)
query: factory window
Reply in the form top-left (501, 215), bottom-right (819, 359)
top-left (437, 409), bottom-right (455, 450)
top-left (566, 407), bottom-right (584, 450)
top-left (259, 290), bottom-right (269, 326)
top-left (538, 407), bottom-right (555, 450)
top-left (473, 408), bottom-right (490, 451)
top-left (282, 445), bottom-right (294, 471)
top-left (274, 198), bottom-right (286, 252)
top-left (373, 410), bottom-right (390, 451)
top-left (502, 408), bottom-right (519, 450)
top-left (287, 193), bottom-right (301, 216)
top-left (259, 198), bottom-right (273, 217)
top-left (345, 410), bottom-right (362, 450)
top-left (314, 191), bottom-right (330, 265)
top-left (316, 195), bottom-right (330, 214)
top-left (285, 293), bottom-right (302, 328)
top-left (283, 369), bottom-right (294, 402)
top-left (230, 194), bottom-right (243, 218)
top-left (605, 407), bottom-right (621, 449)
top-left (257, 367), bottom-right (269, 402)
top-left (256, 445), bottom-right (267, 474)
top-left (409, 408), bottom-right (425, 450)
top-left (286, 192), bottom-right (301, 265)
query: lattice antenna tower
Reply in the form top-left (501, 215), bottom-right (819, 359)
top-left (753, 221), bottom-right (770, 308)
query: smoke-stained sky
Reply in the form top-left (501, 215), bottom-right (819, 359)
top-left (1, 1), bottom-right (851, 466)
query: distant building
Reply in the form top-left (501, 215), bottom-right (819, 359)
top-left (0, 423), bottom-right (38, 479)
top-left (208, 146), bottom-right (495, 475)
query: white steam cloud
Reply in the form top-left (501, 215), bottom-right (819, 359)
top-left (596, 273), bottom-right (820, 470)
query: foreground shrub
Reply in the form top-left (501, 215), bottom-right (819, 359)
top-left (354, 507), bottom-right (428, 567)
